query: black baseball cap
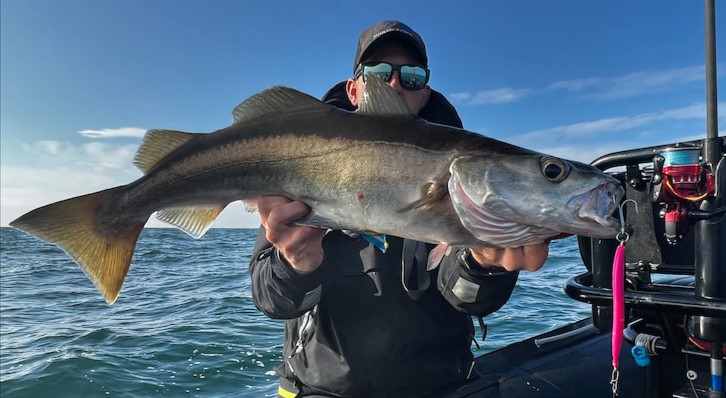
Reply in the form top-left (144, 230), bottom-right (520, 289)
top-left (353, 20), bottom-right (428, 72)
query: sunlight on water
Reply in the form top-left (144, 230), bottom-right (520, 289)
top-left (0, 228), bottom-right (589, 397)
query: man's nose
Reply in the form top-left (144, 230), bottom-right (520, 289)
top-left (387, 71), bottom-right (404, 94)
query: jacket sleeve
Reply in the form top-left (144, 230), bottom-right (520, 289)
top-left (436, 247), bottom-right (519, 317)
top-left (248, 227), bottom-right (326, 319)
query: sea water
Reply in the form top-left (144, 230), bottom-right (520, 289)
top-left (0, 227), bottom-right (590, 397)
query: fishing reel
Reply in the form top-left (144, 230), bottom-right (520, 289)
top-left (651, 145), bottom-right (716, 244)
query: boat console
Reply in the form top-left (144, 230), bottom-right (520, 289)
top-left (566, 137), bottom-right (726, 397)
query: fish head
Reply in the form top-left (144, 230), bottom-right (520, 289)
top-left (448, 154), bottom-right (624, 247)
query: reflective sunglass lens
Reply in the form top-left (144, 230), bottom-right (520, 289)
top-left (363, 63), bottom-right (393, 81)
top-left (400, 66), bottom-right (427, 90)
top-left (360, 63), bottom-right (428, 90)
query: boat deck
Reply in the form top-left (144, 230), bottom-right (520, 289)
top-left (444, 318), bottom-right (711, 398)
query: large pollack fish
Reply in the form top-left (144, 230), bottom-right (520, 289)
top-left (11, 75), bottom-right (623, 303)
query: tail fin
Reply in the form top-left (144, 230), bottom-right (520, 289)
top-left (10, 187), bottom-right (144, 304)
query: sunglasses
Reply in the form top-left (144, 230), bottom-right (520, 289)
top-left (355, 62), bottom-right (430, 91)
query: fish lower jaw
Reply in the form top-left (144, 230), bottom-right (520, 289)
top-left (568, 182), bottom-right (624, 232)
top-left (575, 205), bottom-right (618, 227)
top-left (586, 215), bottom-right (620, 232)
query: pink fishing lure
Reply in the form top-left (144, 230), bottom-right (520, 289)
top-left (612, 243), bottom-right (625, 369)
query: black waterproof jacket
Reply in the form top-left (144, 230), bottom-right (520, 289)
top-left (249, 84), bottom-right (519, 397)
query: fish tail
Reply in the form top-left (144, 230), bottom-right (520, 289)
top-left (9, 187), bottom-right (144, 304)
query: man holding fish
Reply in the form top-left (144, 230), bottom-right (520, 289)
top-left (11, 18), bottom-right (622, 398)
top-left (251, 20), bottom-right (550, 398)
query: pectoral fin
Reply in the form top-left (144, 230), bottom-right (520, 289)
top-left (427, 244), bottom-right (452, 270)
top-left (399, 182), bottom-right (449, 213)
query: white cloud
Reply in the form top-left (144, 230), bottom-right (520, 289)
top-left (509, 103), bottom-right (725, 167)
top-left (450, 92), bottom-right (472, 102)
top-left (451, 64), bottom-right (714, 109)
top-left (1, 163), bottom-right (132, 226)
top-left (451, 88), bottom-right (530, 105)
top-left (548, 77), bottom-right (603, 92)
top-left (517, 102), bottom-right (717, 141)
top-left (452, 65), bottom-right (710, 108)
top-left (2, 139), bottom-right (260, 228)
top-left (532, 144), bottom-right (631, 164)
top-left (21, 140), bottom-right (139, 171)
top-left (78, 127), bottom-right (147, 138)
top-left (531, 131), bottom-right (723, 167)
top-left (549, 65), bottom-right (706, 100)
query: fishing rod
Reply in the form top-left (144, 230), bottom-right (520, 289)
top-left (689, 0), bottom-right (725, 396)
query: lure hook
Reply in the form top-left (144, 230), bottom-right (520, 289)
top-left (614, 197), bottom-right (638, 243)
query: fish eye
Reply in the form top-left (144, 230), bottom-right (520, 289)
top-left (540, 156), bottom-right (571, 183)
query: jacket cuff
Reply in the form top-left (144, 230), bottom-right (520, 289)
top-left (258, 247), bottom-right (324, 290)
top-left (437, 248), bottom-right (519, 316)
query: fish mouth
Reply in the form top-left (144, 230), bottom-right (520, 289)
top-left (568, 181), bottom-right (624, 233)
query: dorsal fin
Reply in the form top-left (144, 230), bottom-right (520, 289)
top-left (232, 86), bottom-right (328, 125)
top-left (133, 130), bottom-right (199, 174)
top-left (357, 73), bottom-right (415, 116)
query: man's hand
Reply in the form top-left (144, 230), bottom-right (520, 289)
top-left (470, 244), bottom-right (549, 272)
top-left (257, 196), bottom-right (326, 274)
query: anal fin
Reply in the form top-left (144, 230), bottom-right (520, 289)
top-left (156, 206), bottom-right (226, 238)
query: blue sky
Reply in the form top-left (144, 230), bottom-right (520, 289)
top-left (1, 0), bottom-right (723, 228)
